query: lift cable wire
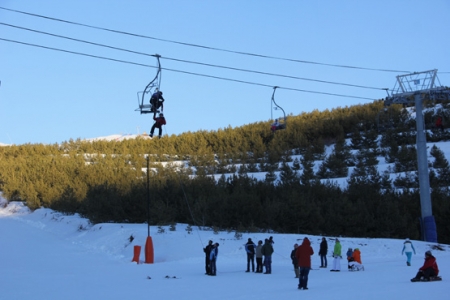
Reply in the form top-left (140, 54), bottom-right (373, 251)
top-left (0, 37), bottom-right (376, 101)
top-left (0, 22), bottom-right (387, 91)
top-left (0, 6), bottom-right (414, 74)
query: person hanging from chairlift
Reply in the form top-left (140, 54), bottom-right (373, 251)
top-left (435, 115), bottom-right (444, 132)
top-left (150, 90), bottom-right (165, 113)
top-left (149, 112), bottom-right (166, 139)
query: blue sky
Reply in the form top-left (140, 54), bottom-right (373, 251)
top-left (1, 0), bottom-right (449, 145)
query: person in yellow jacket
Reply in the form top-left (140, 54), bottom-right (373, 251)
top-left (330, 239), bottom-right (342, 272)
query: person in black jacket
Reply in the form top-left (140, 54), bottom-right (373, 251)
top-left (245, 238), bottom-right (256, 272)
top-left (203, 240), bottom-right (213, 275)
top-left (319, 237), bottom-right (328, 268)
top-left (150, 90), bottom-right (164, 113)
top-left (291, 243), bottom-right (299, 278)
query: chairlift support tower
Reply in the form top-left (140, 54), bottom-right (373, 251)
top-left (384, 69), bottom-right (450, 243)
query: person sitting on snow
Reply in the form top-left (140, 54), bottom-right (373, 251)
top-left (348, 248), bottom-right (364, 271)
top-left (411, 250), bottom-right (439, 282)
top-left (346, 247), bottom-right (353, 269)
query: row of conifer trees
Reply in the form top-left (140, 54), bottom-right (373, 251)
top-left (1, 100), bottom-right (450, 242)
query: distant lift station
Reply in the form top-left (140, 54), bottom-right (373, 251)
top-left (384, 69), bottom-right (450, 243)
top-left (136, 54), bottom-right (162, 114)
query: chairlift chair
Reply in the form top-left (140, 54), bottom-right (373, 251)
top-left (136, 55), bottom-right (162, 114)
top-left (271, 86), bottom-right (287, 131)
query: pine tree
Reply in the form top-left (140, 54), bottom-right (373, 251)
top-left (279, 161), bottom-right (299, 187)
top-left (430, 145), bottom-right (450, 186)
top-left (394, 145), bottom-right (417, 172)
top-left (350, 128), bottom-right (363, 150)
top-left (264, 164), bottom-right (278, 184)
top-left (292, 157), bottom-right (301, 171)
top-left (317, 138), bottom-right (350, 179)
top-left (300, 147), bottom-right (315, 185)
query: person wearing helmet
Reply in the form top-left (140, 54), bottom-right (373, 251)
top-left (149, 112), bottom-right (166, 139)
top-left (150, 90), bottom-right (164, 113)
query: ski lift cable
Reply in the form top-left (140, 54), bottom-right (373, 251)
top-left (0, 6), bottom-right (416, 74)
top-left (0, 37), bottom-right (375, 101)
top-left (0, 22), bottom-right (386, 91)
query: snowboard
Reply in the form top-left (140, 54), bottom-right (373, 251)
top-left (411, 276), bottom-right (442, 282)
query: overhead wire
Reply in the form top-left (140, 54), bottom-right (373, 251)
top-left (0, 37), bottom-right (376, 101)
top-left (0, 6), bottom-right (412, 74)
top-left (0, 22), bottom-right (386, 91)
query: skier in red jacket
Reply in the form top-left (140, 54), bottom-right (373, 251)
top-left (149, 112), bottom-right (166, 139)
top-left (411, 250), bottom-right (440, 282)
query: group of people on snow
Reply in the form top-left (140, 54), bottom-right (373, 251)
top-left (243, 237), bottom-right (275, 274)
top-left (203, 240), bottom-right (219, 276)
top-left (347, 247), bottom-right (364, 271)
top-left (202, 236), bottom-right (441, 289)
top-left (401, 238), bottom-right (440, 282)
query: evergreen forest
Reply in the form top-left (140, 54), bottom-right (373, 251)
top-left (1, 100), bottom-right (450, 243)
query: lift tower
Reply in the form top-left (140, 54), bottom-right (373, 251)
top-left (384, 69), bottom-right (450, 243)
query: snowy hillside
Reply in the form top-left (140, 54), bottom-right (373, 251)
top-left (0, 195), bottom-right (448, 300)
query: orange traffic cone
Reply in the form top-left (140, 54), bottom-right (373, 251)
top-left (132, 245), bottom-right (141, 264)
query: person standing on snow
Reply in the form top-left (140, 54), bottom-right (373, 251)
top-left (330, 238), bottom-right (342, 272)
top-left (245, 238), bottom-right (256, 272)
top-left (411, 250), bottom-right (440, 282)
top-left (402, 238), bottom-right (416, 266)
top-left (291, 243), bottom-right (299, 278)
top-left (295, 237), bottom-right (314, 290)
top-left (319, 237), bottom-right (328, 268)
top-left (203, 240), bottom-right (213, 275)
top-left (209, 243), bottom-right (219, 276)
top-left (261, 238), bottom-right (274, 274)
top-left (255, 240), bottom-right (263, 273)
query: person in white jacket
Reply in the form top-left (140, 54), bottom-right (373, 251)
top-left (402, 238), bottom-right (416, 266)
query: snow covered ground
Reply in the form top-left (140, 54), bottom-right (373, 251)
top-left (0, 196), bottom-right (448, 300)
